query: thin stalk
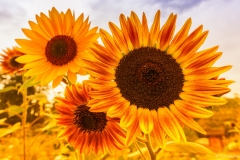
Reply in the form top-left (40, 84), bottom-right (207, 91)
top-left (145, 134), bottom-right (156, 160)
top-left (134, 141), bottom-right (147, 160)
top-left (21, 77), bottom-right (28, 160)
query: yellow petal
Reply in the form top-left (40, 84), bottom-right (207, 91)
top-left (68, 61), bottom-right (80, 73)
top-left (41, 66), bottom-right (59, 85)
top-left (67, 70), bottom-right (77, 84)
top-left (22, 28), bottom-right (48, 42)
top-left (16, 55), bottom-right (45, 63)
top-left (151, 110), bottom-right (166, 148)
top-left (23, 59), bottom-right (47, 69)
top-left (49, 7), bottom-right (63, 35)
top-left (24, 62), bottom-right (51, 76)
top-left (52, 75), bottom-right (64, 88)
top-left (138, 108), bottom-right (154, 134)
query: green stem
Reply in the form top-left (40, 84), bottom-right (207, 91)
top-left (134, 141), bottom-right (147, 160)
top-left (145, 134), bottom-right (156, 160)
top-left (21, 77), bottom-right (28, 160)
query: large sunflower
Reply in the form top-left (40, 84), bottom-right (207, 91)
top-left (16, 7), bottom-right (98, 88)
top-left (83, 10), bottom-right (233, 147)
top-left (55, 83), bottom-right (126, 154)
top-left (0, 47), bottom-right (24, 75)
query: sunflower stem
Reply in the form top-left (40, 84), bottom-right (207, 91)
top-left (21, 76), bottom-right (28, 160)
top-left (145, 134), bottom-right (156, 160)
top-left (134, 141), bottom-right (147, 160)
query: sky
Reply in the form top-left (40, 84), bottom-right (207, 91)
top-left (0, 0), bottom-right (239, 98)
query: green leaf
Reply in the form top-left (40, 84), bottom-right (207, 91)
top-left (0, 122), bottom-right (21, 137)
top-left (0, 118), bottom-right (7, 124)
top-left (18, 76), bottom-right (39, 93)
top-left (0, 110), bottom-right (6, 114)
top-left (40, 118), bottom-right (57, 131)
top-left (27, 93), bottom-right (47, 101)
top-left (7, 105), bottom-right (23, 117)
top-left (164, 141), bottom-right (215, 155)
top-left (0, 86), bottom-right (16, 93)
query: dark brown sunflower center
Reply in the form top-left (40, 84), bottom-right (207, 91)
top-left (115, 47), bottom-right (184, 110)
top-left (45, 35), bottom-right (77, 66)
top-left (73, 105), bottom-right (107, 132)
top-left (9, 56), bottom-right (23, 68)
top-left (137, 62), bottom-right (164, 84)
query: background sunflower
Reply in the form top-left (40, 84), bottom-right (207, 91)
top-left (15, 7), bottom-right (98, 88)
top-left (0, 47), bottom-right (24, 75)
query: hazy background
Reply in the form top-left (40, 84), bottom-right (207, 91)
top-left (0, 0), bottom-right (239, 97)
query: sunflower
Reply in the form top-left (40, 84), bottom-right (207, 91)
top-left (0, 47), bottom-right (24, 75)
top-left (55, 83), bottom-right (126, 154)
top-left (16, 7), bottom-right (98, 88)
top-left (82, 10), bottom-right (233, 147)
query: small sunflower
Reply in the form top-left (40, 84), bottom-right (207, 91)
top-left (0, 47), bottom-right (24, 75)
top-left (16, 7), bottom-right (98, 88)
top-left (83, 10), bottom-right (233, 147)
top-left (55, 83), bottom-right (126, 154)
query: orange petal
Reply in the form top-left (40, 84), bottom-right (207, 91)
top-left (125, 120), bottom-right (141, 146)
top-left (120, 105), bottom-right (137, 128)
top-left (170, 104), bottom-right (206, 134)
top-left (167, 18), bottom-right (192, 54)
top-left (184, 66), bottom-right (232, 80)
top-left (158, 107), bottom-right (186, 142)
top-left (158, 14), bottom-right (177, 50)
top-left (174, 99), bottom-right (214, 118)
top-left (149, 10), bottom-right (161, 46)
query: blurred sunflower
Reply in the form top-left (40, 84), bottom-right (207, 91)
top-left (83, 10), bottom-right (233, 147)
top-left (55, 83), bottom-right (126, 154)
top-left (0, 47), bottom-right (24, 75)
top-left (16, 7), bottom-right (98, 88)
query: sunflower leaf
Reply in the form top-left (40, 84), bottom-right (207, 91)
top-left (0, 122), bottom-right (21, 138)
top-left (40, 118), bottom-right (57, 131)
top-left (27, 93), bottom-right (48, 101)
top-left (18, 76), bottom-right (39, 93)
top-left (0, 86), bottom-right (16, 93)
top-left (7, 105), bottom-right (23, 117)
top-left (164, 141), bottom-right (215, 155)
top-left (0, 118), bottom-right (7, 124)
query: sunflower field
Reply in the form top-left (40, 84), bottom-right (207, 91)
top-left (0, 6), bottom-right (238, 160)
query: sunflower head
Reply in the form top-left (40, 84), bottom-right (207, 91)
top-left (83, 10), bottom-right (233, 146)
top-left (55, 83), bottom-right (126, 154)
top-left (15, 7), bottom-right (99, 88)
top-left (0, 47), bottom-right (24, 75)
